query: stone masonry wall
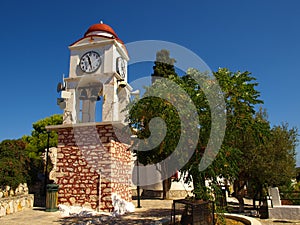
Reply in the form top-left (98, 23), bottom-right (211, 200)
top-left (109, 140), bottom-right (132, 202)
top-left (54, 123), bottom-right (131, 212)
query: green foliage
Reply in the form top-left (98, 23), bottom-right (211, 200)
top-left (130, 95), bottom-right (181, 165)
top-left (213, 68), bottom-right (298, 204)
top-left (23, 114), bottom-right (62, 159)
top-left (129, 49), bottom-right (299, 205)
top-left (180, 68), bottom-right (262, 200)
top-left (0, 139), bottom-right (29, 189)
top-left (130, 53), bottom-right (243, 200)
top-left (269, 124), bottom-right (297, 185)
top-left (238, 114), bottom-right (298, 201)
top-left (0, 115), bottom-right (62, 188)
top-left (151, 49), bottom-right (177, 83)
top-left (129, 50), bottom-right (181, 199)
top-left (130, 50), bottom-right (181, 165)
top-left (22, 114), bottom-right (62, 184)
top-left (277, 180), bottom-right (300, 205)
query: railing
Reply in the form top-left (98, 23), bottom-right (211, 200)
top-left (279, 191), bottom-right (300, 205)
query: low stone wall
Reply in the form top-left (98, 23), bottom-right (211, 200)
top-left (269, 205), bottom-right (300, 220)
top-left (0, 194), bottom-right (34, 217)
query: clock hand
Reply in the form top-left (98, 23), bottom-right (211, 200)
top-left (87, 55), bottom-right (92, 68)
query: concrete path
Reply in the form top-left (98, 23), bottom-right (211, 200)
top-left (0, 200), bottom-right (173, 225)
top-left (0, 207), bottom-right (61, 225)
top-left (259, 219), bottom-right (300, 225)
top-left (0, 199), bottom-right (299, 225)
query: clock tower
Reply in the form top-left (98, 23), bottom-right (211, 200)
top-left (59, 21), bottom-right (131, 124)
top-left (49, 22), bottom-right (133, 212)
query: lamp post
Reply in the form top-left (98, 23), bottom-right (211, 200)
top-left (136, 150), bottom-right (141, 208)
top-left (44, 131), bottom-right (50, 198)
top-left (130, 90), bottom-right (141, 208)
top-left (131, 135), bottom-right (141, 208)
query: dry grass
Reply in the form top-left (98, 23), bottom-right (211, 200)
top-left (223, 218), bottom-right (247, 225)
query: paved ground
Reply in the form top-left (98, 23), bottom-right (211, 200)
top-left (258, 219), bottom-right (300, 225)
top-left (0, 199), bottom-right (299, 225)
top-left (0, 200), bottom-right (173, 225)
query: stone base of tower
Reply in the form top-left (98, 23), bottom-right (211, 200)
top-left (47, 122), bottom-right (132, 212)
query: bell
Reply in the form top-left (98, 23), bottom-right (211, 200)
top-left (57, 98), bottom-right (64, 105)
top-left (57, 98), bottom-right (66, 109)
top-left (90, 87), bottom-right (100, 101)
top-left (79, 89), bottom-right (88, 100)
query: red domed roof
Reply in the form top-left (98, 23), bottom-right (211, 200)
top-left (84, 23), bottom-right (118, 38)
top-left (70, 22), bottom-right (125, 49)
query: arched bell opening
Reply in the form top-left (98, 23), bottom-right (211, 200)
top-left (76, 81), bottom-right (103, 123)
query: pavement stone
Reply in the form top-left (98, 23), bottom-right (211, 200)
top-left (258, 219), bottom-right (300, 225)
top-left (0, 200), bottom-right (173, 225)
top-left (0, 207), bottom-right (61, 225)
top-left (0, 199), bottom-right (299, 225)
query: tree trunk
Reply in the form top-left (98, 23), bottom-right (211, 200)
top-left (236, 194), bottom-right (245, 213)
top-left (162, 177), bottom-right (172, 199)
top-left (253, 193), bottom-right (257, 209)
top-left (233, 180), bottom-right (245, 213)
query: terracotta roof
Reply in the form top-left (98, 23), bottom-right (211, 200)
top-left (84, 23), bottom-right (118, 38)
top-left (69, 22), bottom-right (126, 53)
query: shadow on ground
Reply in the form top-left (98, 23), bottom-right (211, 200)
top-left (55, 208), bottom-right (171, 225)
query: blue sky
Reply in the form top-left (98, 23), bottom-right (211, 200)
top-left (0, 0), bottom-right (299, 166)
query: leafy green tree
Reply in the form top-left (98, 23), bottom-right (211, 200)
top-left (268, 124), bottom-right (297, 186)
top-left (231, 108), bottom-right (272, 209)
top-left (226, 107), bottom-right (298, 210)
top-left (23, 114), bottom-right (62, 158)
top-left (129, 49), bottom-right (298, 209)
top-left (180, 68), bottom-right (243, 201)
top-left (0, 139), bottom-right (30, 189)
top-left (151, 49), bottom-right (177, 83)
top-left (130, 51), bottom-right (250, 201)
top-left (130, 52), bottom-right (241, 200)
top-left (212, 69), bottom-right (265, 211)
top-left (130, 50), bottom-right (180, 199)
top-left (212, 68), bottom-right (298, 211)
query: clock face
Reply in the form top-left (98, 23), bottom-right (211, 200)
top-left (79, 51), bottom-right (101, 73)
top-left (117, 57), bottom-right (126, 78)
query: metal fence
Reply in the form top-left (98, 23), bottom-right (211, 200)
top-left (171, 199), bottom-right (215, 225)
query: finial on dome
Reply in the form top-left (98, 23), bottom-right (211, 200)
top-left (100, 20), bottom-right (103, 24)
